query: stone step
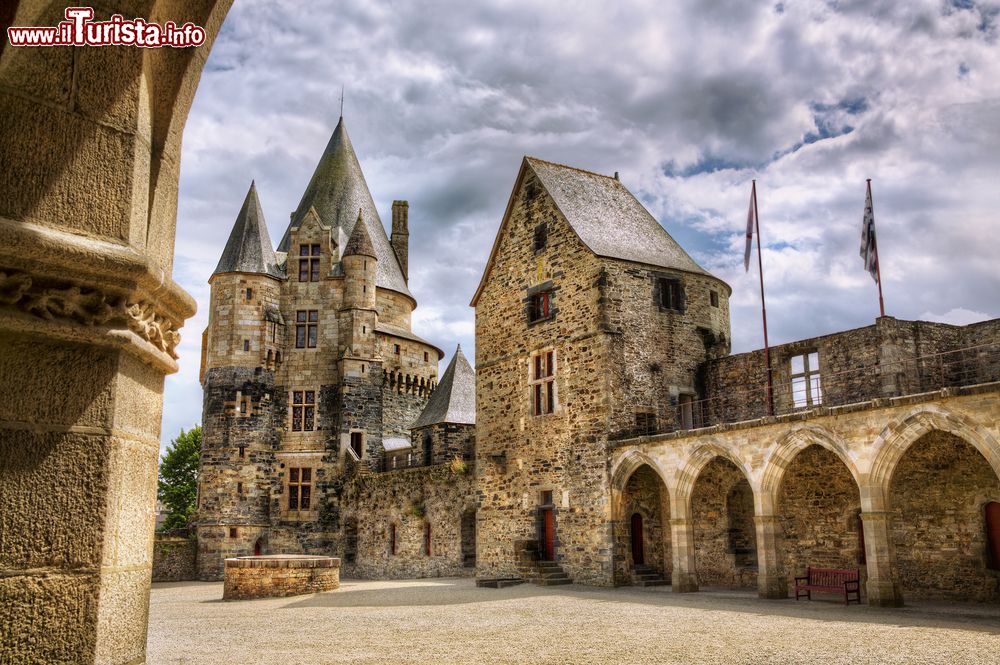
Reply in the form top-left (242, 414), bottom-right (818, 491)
top-left (633, 573), bottom-right (662, 581)
top-left (635, 579), bottom-right (669, 587)
top-left (539, 572), bottom-right (569, 580)
top-left (537, 578), bottom-right (573, 586)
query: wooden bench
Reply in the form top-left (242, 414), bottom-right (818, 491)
top-left (794, 567), bottom-right (861, 605)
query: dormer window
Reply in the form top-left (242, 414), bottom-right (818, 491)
top-left (298, 244), bottom-right (321, 282)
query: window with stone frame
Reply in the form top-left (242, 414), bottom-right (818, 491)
top-left (710, 290), bottom-right (719, 307)
top-left (298, 243), bottom-right (321, 282)
top-left (530, 350), bottom-right (556, 416)
top-left (295, 310), bottom-right (318, 348)
top-left (656, 277), bottom-right (684, 311)
top-left (245, 287), bottom-right (253, 302)
top-left (290, 390), bottom-right (316, 432)
top-left (287, 467), bottom-right (312, 511)
top-left (229, 527), bottom-right (238, 538)
top-left (790, 351), bottom-right (822, 408)
top-left (528, 291), bottom-right (552, 323)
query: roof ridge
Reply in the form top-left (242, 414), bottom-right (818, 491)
top-left (524, 155), bottom-right (617, 182)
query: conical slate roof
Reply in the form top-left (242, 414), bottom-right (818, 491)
top-left (412, 345), bottom-right (476, 428)
top-left (278, 117), bottom-right (411, 297)
top-left (213, 181), bottom-right (282, 278)
top-left (343, 210), bottom-right (377, 258)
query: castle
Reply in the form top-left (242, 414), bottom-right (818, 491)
top-left (196, 122), bottom-right (1000, 604)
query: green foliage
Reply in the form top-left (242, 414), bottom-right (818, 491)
top-left (157, 425), bottom-right (202, 532)
top-left (450, 455), bottom-right (467, 476)
top-left (408, 500), bottom-right (426, 520)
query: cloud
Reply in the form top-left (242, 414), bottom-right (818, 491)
top-left (161, 0), bottom-right (1000, 449)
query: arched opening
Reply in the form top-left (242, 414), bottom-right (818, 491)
top-left (461, 510), bottom-right (477, 568)
top-left (776, 445), bottom-right (863, 596)
top-left (987, 502), bottom-right (1000, 571)
top-left (888, 430), bottom-right (1000, 601)
top-left (692, 457), bottom-right (757, 589)
top-left (615, 463), bottom-right (670, 585)
top-left (343, 519), bottom-right (358, 566)
top-left (253, 537), bottom-right (264, 556)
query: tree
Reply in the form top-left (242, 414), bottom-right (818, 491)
top-left (157, 425), bottom-right (202, 532)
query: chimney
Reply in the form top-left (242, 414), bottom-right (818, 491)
top-left (391, 200), bottom-right (409, 283)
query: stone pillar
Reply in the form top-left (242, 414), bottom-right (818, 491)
top-left (754, 514), bottom-right (787, 598)
top-left (0, 2), bottom-right (230, 662)
top-left (861, 511), bottom-right (904, 607)
top-left (669, 518), bottom-right (698, 592)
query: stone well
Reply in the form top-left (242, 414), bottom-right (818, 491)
top-left (223, 555), bottom-right (341, 600)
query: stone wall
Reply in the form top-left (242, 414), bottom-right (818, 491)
top-left (691, 458), bottom-right (757, 589)
top-left (152, 536), bottom-right (197, 582)
top-left (777, 445), bottom-right (864, 592)
top-left (339, 463), bottom-right (477, 579)
top-left (889, 430), bottom-right (1000, 601)
top-left (223, 555), bottom-right (340, 600)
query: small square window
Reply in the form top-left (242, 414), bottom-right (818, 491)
top-left (710, 290), bottom-right (719, 308)
top-left (243, 339), bottom-right (250, 352)
top-left (229, 527), bottom-right (238, 538)
top-left (540, 490), bottom-right (553, 505)
top-left (657, 278), bottom-right (683, 311)
top-left (424, 351), bottom-right (429, 362)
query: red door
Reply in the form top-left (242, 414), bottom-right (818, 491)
top-left (541, 508), bottom-right (555, 561)
top-left (987, 502), bottom-right (1000, 570)
top-left (631, 513), bottom-right (644, 565)
top-left (253, 538), bottom-right (263, 556)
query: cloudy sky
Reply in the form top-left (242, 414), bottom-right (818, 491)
top-left (162, 0), bottom-right (1000, 450)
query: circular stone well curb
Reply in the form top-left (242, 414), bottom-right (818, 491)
top-left (223, 555), bottom-right (341, 600)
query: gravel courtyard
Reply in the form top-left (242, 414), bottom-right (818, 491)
top-left (148, 578), bottom-right (1000, 664)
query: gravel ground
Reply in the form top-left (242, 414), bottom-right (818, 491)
top-left (147, 578), bottom-right (1000, 664)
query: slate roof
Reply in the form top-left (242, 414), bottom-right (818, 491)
top-left (277, 117), bottom-right (412, 298)
top-left (343, 211), bottom-right (377, 258)
top-left (525, 157), bottom-right (709, 276)
top-left (213, 181), bottom-right (282, 278)
top-left (412, 345), bottom-right (476, 428)
top-left (374, 323), bottom-right (444, 359)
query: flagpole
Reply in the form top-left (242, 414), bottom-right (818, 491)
top-left (867, 179), bottom-right (886, 318)
top-left (752, 180), bottom-right (775, 416)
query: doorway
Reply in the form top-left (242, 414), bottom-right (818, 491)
top-left (631, 513), bottom-right (645, 565)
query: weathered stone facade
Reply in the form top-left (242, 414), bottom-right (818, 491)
top-left (195, 119), bottom-right (455, 581)
top-left (222, 555), bottom-right (340, 600)
top-left (152, 536), bottom-right (198, 583)
top-left (473, 156), bottom-right (1000, 606)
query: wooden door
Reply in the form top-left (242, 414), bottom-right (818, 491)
top-left (253, 538), bottom-right (263, 556)
top-left (541, 508), bottom-right (555, 561)
top-left (987, 502), bottom-right (1000, 570)
top-left (631, 513), bottom-right (645, 565)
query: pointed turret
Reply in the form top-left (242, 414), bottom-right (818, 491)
top-left (278, 117), bottom-right (410, 296)
top-left (343, 210), bottom-right (377, 258)
top-left (213, 181), bottom-right (282, 278)
top-left (413, 345), bottom-right (476, 428)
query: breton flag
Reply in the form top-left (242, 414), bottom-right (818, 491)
top-left (744, 180), bottom-right (757, 272)
top-left (860, 180), bottom-right (878, 282)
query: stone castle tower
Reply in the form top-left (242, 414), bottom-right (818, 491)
top-left (195, 117), bottom-right (443, 579)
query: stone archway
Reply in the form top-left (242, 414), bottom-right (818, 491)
top-left (775, 445), bottom-right (865, 596)
top-left (1, 2), bottom-right (234, 663)
top-left (887, 430), bottom-right (1000, 601)
top-left (690, 456), bottom-right (758, 589)
top-left (613, 463), bottom-right (671, 585)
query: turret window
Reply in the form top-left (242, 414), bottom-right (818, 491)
top-left (530, 350), bottom-right (556, 416)
top-left (291, 390), bottom-right (316, 431)
top-left (287, 467), bottom-right (312, 511)
top-left (295, 310), bottom-right (318, 348)
top-left (656, 277), bottom-right (684, 312)
top-left (298, 244), bottom-right (321, 282)
top-left (246, 287), bottom-right (253, 301)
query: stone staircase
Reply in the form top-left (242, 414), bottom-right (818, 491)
top-left (631, 564), bottom-right (669, 587)
top-left (514, 540), bottom-right (573, 586)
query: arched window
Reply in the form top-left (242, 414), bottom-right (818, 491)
top-left (986, 502), bottom-right (1000, 571)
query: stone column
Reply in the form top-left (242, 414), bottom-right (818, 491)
top-left (754, 514), bottom-right (787, 599)
top-left (669, 518), bottom-right (698, 592)
top-left (861, 511), bottom-right (904, 607)
top-left (0, 2), bottom-right (230, 663)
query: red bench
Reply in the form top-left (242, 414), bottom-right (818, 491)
top-left (794, 567), bottom-right (861, 605)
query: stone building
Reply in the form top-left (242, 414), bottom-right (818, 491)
top-left (472, 156), bottom-right (1000, 604)
top-left (195, 117), bottom-right (475, 579)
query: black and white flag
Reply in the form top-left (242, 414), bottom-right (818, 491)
top-left (744, 181), bottom-right (756, 272)
top-left (860, 181), bottom-right (878, 282)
